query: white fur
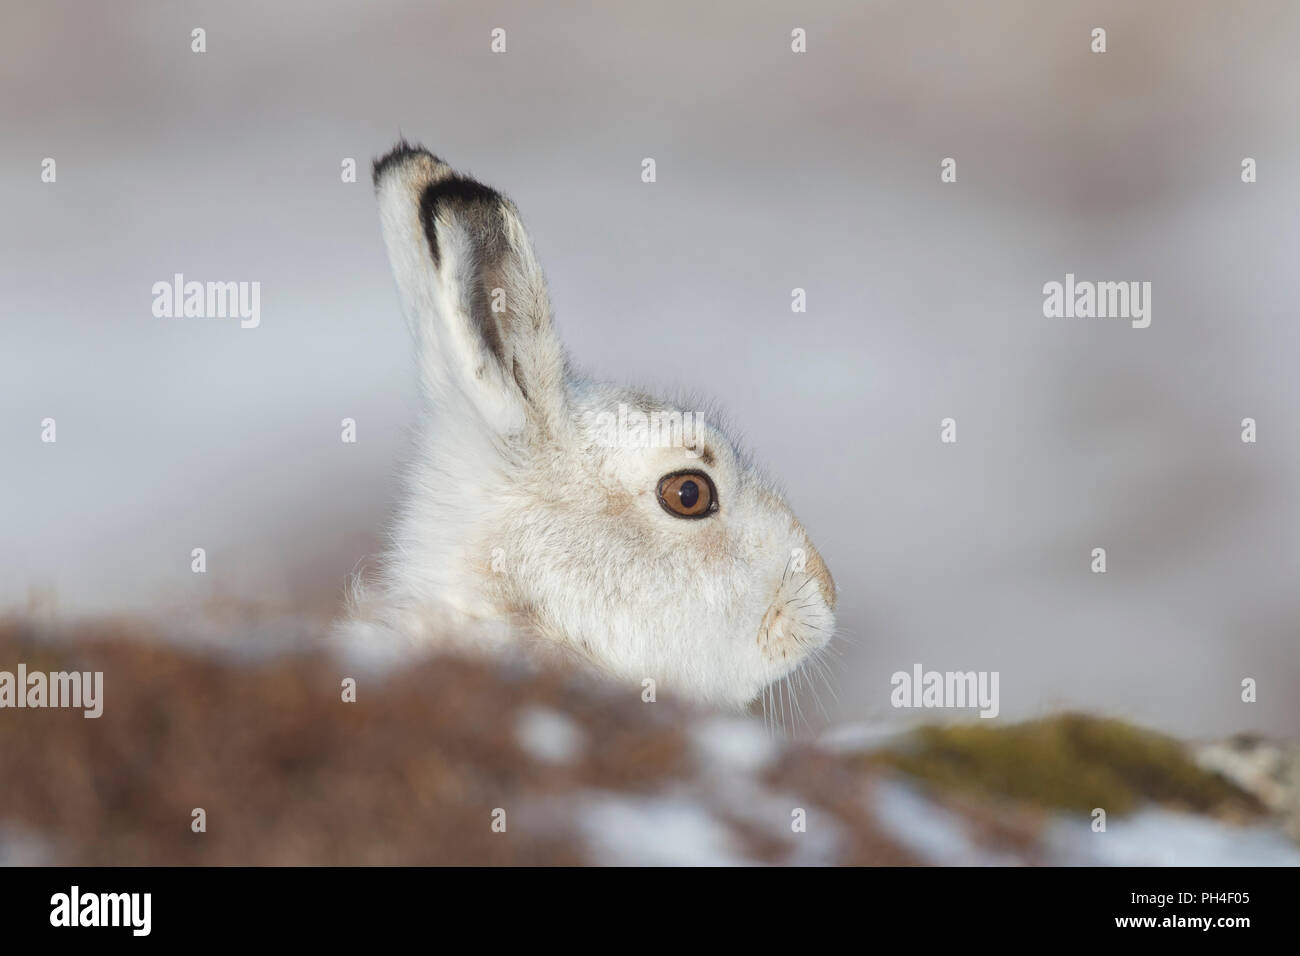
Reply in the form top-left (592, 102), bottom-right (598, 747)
top-left (341, 145), bottom-right (837, 709)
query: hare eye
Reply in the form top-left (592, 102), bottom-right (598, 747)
top-left (657, 471), bottom-right (718, 519)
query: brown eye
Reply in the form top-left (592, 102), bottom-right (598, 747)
top-left (657, 471), bottom-right (718, 519)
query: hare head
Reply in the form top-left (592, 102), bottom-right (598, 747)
top-left (348, 142), bottom-right (836, 709)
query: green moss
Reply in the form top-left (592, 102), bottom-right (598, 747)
top-left (864, 713), bottom-right (1262, 817)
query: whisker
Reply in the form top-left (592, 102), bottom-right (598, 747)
top-left (804, 663), bottom-right (832, 722)
top-left (788, 672), bottom-right (808, 733)
top-left (808, 651), bottom-right (842, 706)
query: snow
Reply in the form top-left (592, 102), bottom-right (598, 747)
top-left (515, 706), bottom-right (586, 765)
top-left (691, 716), bottom-right (778, 774)
top-left (1043, 810), bottom-right (1300, 866)
top-left (576, 790), bottom-right (750, 866)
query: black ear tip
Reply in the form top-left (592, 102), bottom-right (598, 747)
top-left (372, 139), bottom-right (442, 187)
top-left (417, 176), bottom-right (506, 269)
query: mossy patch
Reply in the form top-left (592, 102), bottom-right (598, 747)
top-left (862, 713), bottom-right (1264, 818)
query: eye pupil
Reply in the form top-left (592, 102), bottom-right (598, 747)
top-left (678, 481), bottom-right (699, 509)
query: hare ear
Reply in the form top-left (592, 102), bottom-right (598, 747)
top-left (373, 142), bottom-right (567, 434)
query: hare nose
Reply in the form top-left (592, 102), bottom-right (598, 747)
top-left (801, 538), bottom-right (836, 611)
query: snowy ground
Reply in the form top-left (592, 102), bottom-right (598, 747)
top-left (2, 617), bottom-right (1296, 866)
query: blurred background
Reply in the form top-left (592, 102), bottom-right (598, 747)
top-left (2, 0), bottom-right (1297, 739)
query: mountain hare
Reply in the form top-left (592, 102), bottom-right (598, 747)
top-left (342, 142), bottom-right (836, 708)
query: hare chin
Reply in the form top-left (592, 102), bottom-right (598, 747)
top-left (343, 141), bottom-right (839, 709)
